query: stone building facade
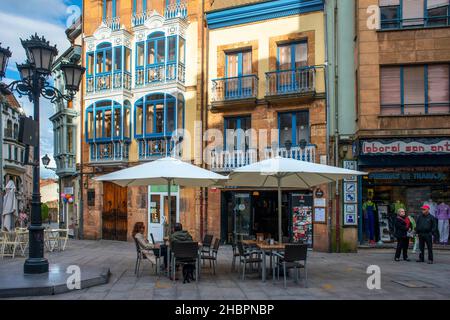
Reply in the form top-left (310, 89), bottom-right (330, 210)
top-left (80, 0), bottom-right (206, 242)
top-left (355, 0), bottom-right (450, 244)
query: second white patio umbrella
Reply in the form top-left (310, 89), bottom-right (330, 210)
top-left (96, 157), bottom-right (228, 236)
top-left (228, 157), bottom-right (367, 242)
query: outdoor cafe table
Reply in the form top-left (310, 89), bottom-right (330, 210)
top-left (256, 243), bottom-right (286, 282)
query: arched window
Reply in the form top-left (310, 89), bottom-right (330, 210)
top-left (134, 93), bottom-right (184, 138)
top-left (85, 100), bottom-right (130, 142)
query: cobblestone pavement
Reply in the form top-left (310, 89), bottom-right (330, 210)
top-left (2, 240), bottom-right (450, 300)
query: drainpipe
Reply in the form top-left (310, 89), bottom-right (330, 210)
top-left (324, 0), bottom-right (332, 253)
top-left (78, 9), bottom-right (85, 240)
top-left (199, 0), bottom-right (206, 240)
top-left (334, 1), bottom-right (341, 253)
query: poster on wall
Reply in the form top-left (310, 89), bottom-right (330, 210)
top-left (291, 193), bottom-right (313, 247)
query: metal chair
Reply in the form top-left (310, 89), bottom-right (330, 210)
top-left (1, 231), bottom-right (18, 259)
top-left (201, 234), bottom-right (214, 255)
top-left (171, 241), bottom-right (200, 282)
top-left (237, 241), bottom-right (262, 280)
top-left (134, 238), bottom-right (158, 277)
top-left (201, 238), bottom-right (220, 274)
top-left (275, 244), bottom-right (308, 288)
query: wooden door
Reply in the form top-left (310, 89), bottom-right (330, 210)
top-left (102, 182), bottom-right (128, 241)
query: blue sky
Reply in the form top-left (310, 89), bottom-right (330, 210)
top-left (0, 0), bottom-right (82, 178)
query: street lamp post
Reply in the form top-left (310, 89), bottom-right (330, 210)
top-left (0, 35), bottom-right (85, 274)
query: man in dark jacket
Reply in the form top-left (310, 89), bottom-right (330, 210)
top-left (415, 205), bottom-right (437, 264)
top-left (170, 223), bottom-right (193, 245)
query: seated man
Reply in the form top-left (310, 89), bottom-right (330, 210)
top-left (170, 223), bottom-right (193, 245)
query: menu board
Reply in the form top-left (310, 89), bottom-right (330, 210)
top-left (292, 193), bottom-right (313, 247)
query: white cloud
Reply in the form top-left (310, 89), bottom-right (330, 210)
top-left (0, 12), bottom-right (71, 67)
top-left (0, 1), bottom-right (72, 179)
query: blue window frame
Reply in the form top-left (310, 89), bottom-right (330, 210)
top-left (134, 93), bottom-right (184, 138)
top-left (135, 32), bottom-right (185, 86)
top-left (85, 100), bottom-right (131, 143)
top-left (133, 0), bottom-right (147, 14)
top-left (278, 111), bottom-right (310, 148)
top-left (224, 116), bottom-right (251, 151)
top-left (224, 50), bottom-right (253, 99)
top-left (276, 41), bottom-right (308, 93)
top-left (380, 64), bottom-right (450, 115)
top-left (95, 43), bottom-right (112, 74)
top-left (103, 0), bottom-right (118, 20)
top-left (380, 0), bottom-right (450, 30)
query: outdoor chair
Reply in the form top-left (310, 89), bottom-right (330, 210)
top-left (231, 242), bottom-right (240, 272)
top-left (274, 244), bottom-right (308, 288)
top-left (15, 230), bottom-right (29, 257)
top-left (1, 231), bottom-right (18, 259)
top-left (201, 234), bottom-right (214, 255)
top-left (134, 238), bottom-right (158, 277)
top-left (171, 241), bottom-right (200, 282)
top-left (201, 238), bottom-right (220, 274)
top-left (237, 241), bottom-right (262, 280)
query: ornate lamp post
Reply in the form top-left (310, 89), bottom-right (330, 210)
top-left (0, 35), bottom-right (85, 274)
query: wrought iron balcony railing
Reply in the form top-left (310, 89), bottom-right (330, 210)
top-left (86, 71), bottom-right (131, 94)
top-left (211, 75), bottom-right (258, 102)
top-left (135, 62), bottom-right (185, 87)
top-left (89, 142), bottom-right (129, 163)
top-left (210, 149), bottom-right (258, 172)
top-left (265, 67), bottom-right (316, 97)
top-left (138, 138), bottom-right (181, 160)
top-left (264, 145), bottom-right (316, 163)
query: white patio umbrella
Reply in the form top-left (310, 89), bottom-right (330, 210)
top-left (227, 157), bottom-right (367, 242)
top-left (2, 180), bottom-right (18, 231)
top-left (96, 157), bottom-right (228, 236)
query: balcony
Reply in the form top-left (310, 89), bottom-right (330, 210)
top-left (210, 149), bottom-right (258, 172)
top-left (265, 67), bottom-right (317, 104)
top-left (55, 154), bottom-right (76, 177)
top-left (102, 17), bottom-right (121, 31)
top-left (264, 145), bottom-right (317, 163)
top-left (86, 71), bottom-right (131, 95)
top-left (138, 138), bottom-right (182, 161)
top-left (211, 75), bottom-right (258, 111)
top-left (4, 128), bottom-right (17, 140)
top-left (3, 141), bottom-right (25, 173)
top-left (165, 1), bottom-right (188, 20)
top-left (135, 63), bottom-right (185, 88)
top-left (132, 11), bottom-right (150, 27)
top-left (89, 142), bottom-right (129, 164)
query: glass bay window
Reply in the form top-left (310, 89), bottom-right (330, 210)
top-left (135, 31), bottom-right (186, 86)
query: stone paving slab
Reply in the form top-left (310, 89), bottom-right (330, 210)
top-left (1, 239), bottom-right (450, 300)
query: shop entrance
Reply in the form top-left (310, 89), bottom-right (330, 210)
top-left (102, 182), bottom-right (128, 241)
top-left (221, 191), bottom-right (292, 243)
top-left (148, 186), bottom-right (179, 243)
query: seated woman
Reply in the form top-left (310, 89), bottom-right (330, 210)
top-left (132, 222), bottom-right (167, 268)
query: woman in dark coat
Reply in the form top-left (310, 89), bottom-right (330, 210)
top-left (394, 208), bottom-right (411, 261)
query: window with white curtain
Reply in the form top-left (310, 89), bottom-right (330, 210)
top-left (380, 64), bottom-right (450, 115)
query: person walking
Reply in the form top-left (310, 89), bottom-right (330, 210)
top-left (415, 205), bottom-right (437, 264)
top-left (409, 213), bottom-right (419, 253)
top-left (394, 208), bottom-right (411, 261)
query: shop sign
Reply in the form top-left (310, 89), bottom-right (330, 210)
top-left (315, 188), bottom-right (324, 198)
top-left (369, 172), bottom-right (447, 181)
top-left (64, 187), bottom-right (74, 195)
top-left (343, 160), bottom-right (358, 182)
top-left (361, 139), bottom-right (450, 156)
